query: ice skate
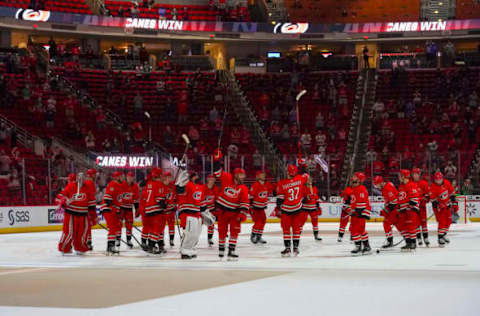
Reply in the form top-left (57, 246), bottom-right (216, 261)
top-left (382, 237), bottom-right (393, 248)
top-left (351, 242), bottom-right (362, 256)
top-left (106, 241), bottom-right (119, 255)
top-left (401, 239), bottom-right (412, 252)
top-left (313, 231), bottom-right (322, 241)
top-left (181, 254), bottom-right (194, 260)
top-left (227, 249), bottom-right (239, 261)
top-left (219, 245), bottom-right (225, 258)
top-left (281, 247), bottom-right (291, 257)
top-left (126, 237), bottom-right (133, 249)
top-left (87, 240), bottom-right (93, 251)
top-left (362, 241), bottom-right (372, 255)
top-left (250, 232), bottom-right (258, 244)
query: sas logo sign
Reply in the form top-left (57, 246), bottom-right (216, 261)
top-left (8, 210), bottom-right (31, 226)
top-left (48, 209), bottom-right (64, 224)
top-left (15, 9), bottom-right (51, 22)
top-left (273, 23), bottom-right (309, 34)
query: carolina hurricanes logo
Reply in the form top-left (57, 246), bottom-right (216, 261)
top-left (123, 193), bottom-right (133, 200)
top-left (399, 192), bottom-right (407, 200)
top-left (15, 9), bottom-right (51, 22)
top-left (274, 23), bottom-right (309, 34)
top-left (350, 195), bottom-right (356, 203)
top-left (259, 191), bottom-right (268, 199)
top-left (440, 191), bottom-right (448, 200)
top-left (224, 187), bottom-right (239, 198)
top-left (73, 193), bottom-right (86, 201)
top-left (193, 191), bottom-right (202, 201)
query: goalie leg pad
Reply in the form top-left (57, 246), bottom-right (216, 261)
top-left (180, 215), bottom-right (202, 256)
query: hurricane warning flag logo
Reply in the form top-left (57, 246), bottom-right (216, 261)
top-left (15, 9), bottom-right (51, 22)
top-left (274, 23), bottom-right (309, 34)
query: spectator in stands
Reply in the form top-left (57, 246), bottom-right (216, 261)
top-left (461, 178), bottom-right (473, 195)
top-left (300, 130), bottom-right (312, 153)
top-left (315, 112), bottom-right (324, 130)
top-left (133, 91), bottom-right (143, 119)
top-left (227, 143), bottom-right (239, 160)
top-left (252, 149), bottom-right (262, 169)
top-left (272, 105), bottom-right (281, 122)
top-left (362, 46), bottom-right (370, 69)
top-left (7, 168), bottom-right (20, 194)
top-left (172, 8), bottom-right (178, 20)
top-left (0, 123), bottom-right (7, 146)
top-left (0, 149), bottom-right (10, 176)
top-left (177, 90), bottom-right (189, 123)
top-left (209, 106), bottom-right (219, 123)
top-left (158, 7), bottom-right (166, 19)
top-left (188, 125), bottom-right (200, 146)
top-left (48, 37), bottom-right (57, 63)
top-left (85, 131), bottom-right (96, 151)
top-left (467, 119), bottom-right (477, 144)
top-left (281, 124), bottom-right (290, 141)
top-left (444, 161), bottom-right (457, 181)
top-left (45, 96), bottom-right (56, 129)
top-left (131, 4), bottom-right (139, 17)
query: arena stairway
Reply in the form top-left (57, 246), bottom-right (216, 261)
top-left (340, 68), bottom-right (377, 188)
top-left (220, 70), bottom-right (284, 178)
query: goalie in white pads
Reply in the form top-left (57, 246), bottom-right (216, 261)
top-left (175, 170), bottom-right (214, 259)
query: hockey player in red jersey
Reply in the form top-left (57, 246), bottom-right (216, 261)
top-left (373, 176), bottom-right (399, 248)
top-left (347, 172), bottom-right (372, 255)
top-left (249, 170), bottom-right (273, 244)
top-left (277, 163), bottom-right (309, 257)
top-left (213, 149), bottom-right (250, 260)
top-left (175, 170), bottom-right (211, 259)
top-left (411, 168), bottom-right (431, 246)
top-left (429, 171), bottom-right (456, 247)
top-left (120, 171), bottom-right (139, 249)
top-left (302, 176), bottom-right (322, 241)
top-left (338, 186), bottom-right (353, 242)
top-left (101, 171), bottom-right (124, 254)
top-left (203, 174), bottom-right (219, 246)
top-left (397, 169), bottom-right (421, 251)
top-left (56, 172), bottom-right (96, 254)
top-left (84, 169), bottom-right (97, 251)
top-left (142, 167), bottom-right (169, 254)
top-left (163, 171), bottom-right (177, 247)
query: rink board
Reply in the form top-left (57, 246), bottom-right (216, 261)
top-left (0, 198), bottom-right (478, 234)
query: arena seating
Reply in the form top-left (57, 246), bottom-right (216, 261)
top-left (456, 1), bottom-right (480, 19)
top-left (104, 0), bottom-right (250, 21)
top-left (285, 0), bottom-right (420, 23)
top-left (0, 0), bottom-right (93, 15)
top-left (53, 68), bottom-right (259, 176)
top-left (236, 71), bottom-right (359, 192)
top-left (367, 68), bottom-right (480, 181)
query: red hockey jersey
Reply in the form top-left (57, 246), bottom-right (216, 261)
top-left (56, 183), bottom-right (95, 215)
top-left (250, 181), bottom-right (273, 210)
top-left (143, 180), bottom-right (168, 215)
top-left (398, 180), bottom-right (420, 212)
top-left (277, 174), bottom-right (308, 213)
top-left (414, 179), bottom-right (430, 203)
top-left (350, 185), bottom-right (371, 217)
top-left (429, 180), bottom-right (454, 209)
top-left (215, 171), bottom-right (249, 212)
top-left (101, 180), bottom-right (123, 212)
top-left (302, 185), bottom-right (321, 211)
top-left (203, 184), bottom-right (219, 212)
top-left (382, 182), bottom-right (398, 206)
top-left (177, 181), bottom-right (206, 213)
top-left (120, 181), bottom-right (140, 210)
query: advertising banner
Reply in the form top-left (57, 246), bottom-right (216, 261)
top-left (2, 6), bottom-right (480, 35)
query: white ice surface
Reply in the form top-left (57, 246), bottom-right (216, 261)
top-left (0, 223), bottom-right (479, 316)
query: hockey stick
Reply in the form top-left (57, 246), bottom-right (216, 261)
top-left (173, 134), bottom-right (191, 239)
top-left (217, 102), bottom-right (229, 149)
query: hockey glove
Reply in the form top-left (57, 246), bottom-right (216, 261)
top-left (432, 200), bottom-right (439, 209)
top-left (88, 210), bottom-right (97, 226)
